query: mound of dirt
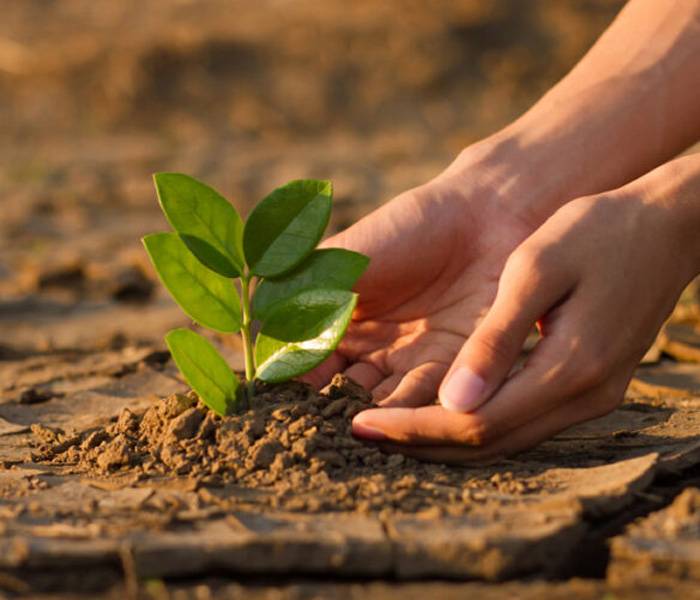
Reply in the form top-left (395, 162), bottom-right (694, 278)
top-left (30, 374), bottom-right (517, 514)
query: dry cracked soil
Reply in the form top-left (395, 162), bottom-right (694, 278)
top-left (2, 294), bottom-right (700, 598)
top-left (4, 1), bottom-right (700, 598)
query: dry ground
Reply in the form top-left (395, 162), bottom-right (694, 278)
top-left (4, 2), bottom-right (700, 598)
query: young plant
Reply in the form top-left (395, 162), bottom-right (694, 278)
top-left (143, 174), bottom-right (369, 416)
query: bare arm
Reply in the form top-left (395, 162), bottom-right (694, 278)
top-left (353, 151), bottom-right (700, 460)
top-left (454, 0), bottom-right (700, 227)
top-left (309, 1), bottom-right (700, 456)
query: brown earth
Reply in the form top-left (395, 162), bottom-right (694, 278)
top-left (609, 486), bottom-right (700, 586)
top-left (2, 326), bottom-right (700, 595)
top-left (31, 374), bottom-right (487, 515)
top-left (5, 1), bottom-right (700, 598)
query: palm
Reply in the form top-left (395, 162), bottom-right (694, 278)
top-left (307, 173), bottom-right (534, 407)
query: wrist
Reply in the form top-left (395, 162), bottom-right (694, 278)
top-left (444, 116), bottom-right (603, 229)
top-left (644, 153), bottom-right (700, 280)
top-left (447, 47), bottom-right (700, 231)
top-left (628, 154), bottom-right (700, 282)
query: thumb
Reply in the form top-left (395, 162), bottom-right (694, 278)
top-left (439, 250), bottom-right (574, 413)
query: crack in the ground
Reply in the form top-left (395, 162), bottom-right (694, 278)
top-left (4, 465), bottom-right (700, 596)
top-left (564, 462), bottom-right (700, 579)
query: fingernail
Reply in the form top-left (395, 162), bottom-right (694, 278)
top-left (440, 367), bottom-right (486, 413)
top-left (352, 414), bottom-right (388, 441)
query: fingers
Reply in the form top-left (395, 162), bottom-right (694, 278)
top-left (299, 352), bottom-right (347, 388)
top-left (439, 244), bottom-right (576, 413)
top-left (343, 362), bottom-right (384, 391)
top-left (371, 374), bottom-right (402, 403)
top-left (352, 404), bottom-right (484, 446)
top-left (377, 361), bottom-right (448, 407)
top-left (352, 296), bottom-right (629, 449)
top-left (347, 263), bottom-right (609, 444)
top-left (351, 313), bottom-right (616, 446)
top-left (359, 384), bottom-right (622, 464)
top-left (463, 288), bottom-right (623, 442)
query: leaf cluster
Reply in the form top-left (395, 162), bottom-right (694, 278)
top-left (143, 174), bottom-right (368, 415)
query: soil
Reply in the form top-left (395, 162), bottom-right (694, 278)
top-left (20, 361), bottom-right (700, 519)
top-left (4, 1), bottom-right (700, 597)
top-left (3, 341), bottom-right (700, 594)
top-left (609, 486), bottom-right (700, 586)
top-left (31, 374), bottom-right (494, 515)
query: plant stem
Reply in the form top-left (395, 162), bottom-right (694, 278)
top-left (239, 275), bottom-right (256, 402)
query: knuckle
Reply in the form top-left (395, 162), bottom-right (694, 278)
top-left (406, 411), bottom-right (425, 441)
top-left (565, 349), bottom-right (610, 392)
top-left (503, 244), bottom-right (551, 288)
top-left (504, 247), bottom-right (537, 279)
top-left (406, 365), bottom-right (439, 393)
top-left (458, 415), bottom-right (491, 447)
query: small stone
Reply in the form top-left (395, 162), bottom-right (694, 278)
top-left (139, 407), bottom-right (162, 436)
top-left (278, 430), bottom-right (291, 448)
top-left (175, 461), bottom-right (192, 475)
top-left (30, 423), bottom-right (63, 445)
top-left (303, 426), bottom-right (319, 438)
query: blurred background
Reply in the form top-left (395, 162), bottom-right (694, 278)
top-left (0, 0), bottom-right (629, 355)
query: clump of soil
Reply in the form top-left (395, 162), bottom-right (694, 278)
top-left (30, 375), bottom-right (527, 514)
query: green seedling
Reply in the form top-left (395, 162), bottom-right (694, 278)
top-left (143, 174), bottom-right (369, 416)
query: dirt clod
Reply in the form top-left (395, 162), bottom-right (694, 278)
top-left (250, 439), bottom-right (283, 469)
top-left (96, 435), bottom-right (132, 471)
top-left (167, 407), bottom-right (204, 441)
top-left (32, 374), bottom-right (491, 513)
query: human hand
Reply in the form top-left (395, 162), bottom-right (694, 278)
top-left (303, 142), bottom-right (540, 408)
top-left (305, 0), bottom-right (700, 460)
top-left (350, 156), bottom-right (700, 462)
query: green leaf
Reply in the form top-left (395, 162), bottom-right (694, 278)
top-left (253, 248), bottom-right (369, 321)
top-left (255, 289), bottom-right (357, 383)
top-left (243, 179), bottom-right (332, 277)
top-left (154, 172), bottom-right (244, 277)
top-left (165, 328), bottom-right (240, 416)
top-left (143, 232), bottom-right (241, 333)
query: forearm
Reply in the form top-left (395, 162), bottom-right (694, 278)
top-left (454, 0), bottom-right (700, 227)
top-left (634, 152), bottom-right (700, 280)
